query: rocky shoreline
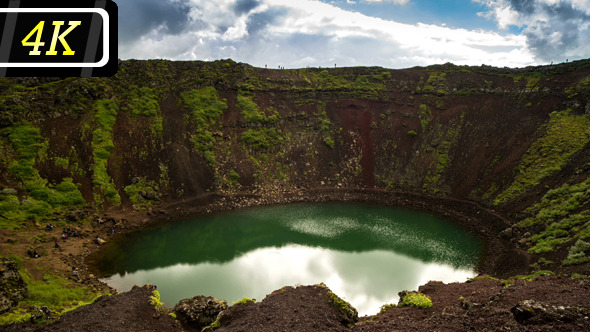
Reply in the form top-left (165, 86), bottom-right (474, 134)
top-left (0, 187), bottom-right (586, 331)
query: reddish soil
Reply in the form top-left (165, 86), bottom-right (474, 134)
top-left (354, 275), bottom-right (590, 332)
top-left (2, 285), bottom-right (182, 332)
top-left (1, 60), bottom-right (590, 330)
top-left (6, 275), bottom-right (589, 331)
top-left (0, 188), bottom-right (555, 331)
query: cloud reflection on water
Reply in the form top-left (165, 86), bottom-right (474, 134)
top-left (103, 244), bottom-right (474, 316)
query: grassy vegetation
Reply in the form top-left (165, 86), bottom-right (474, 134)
top-left (238, 91), bottom-right (279, 124)
top-left (149, 289), bottom-right (164, 310)
top-left (27, 178), bottom-right (85, 207)
top-left (324, 136), bottom-right (335, 148)
top-left (0, 124), bottom-right (85, 227)
top-left (0, 193), bottom-right (51, 229)
top-left (380, 303), bottom-right (396, 313)
top-left (325, 288), bottom-right (357, 326)
top-left (7, 124), bottom-right (46, 182)
top-left (252, 68), bottom-right (389, 99)
top-left (228, 169), bottom-right (240, 185)
top-left (126, 86), bottom-right (164, 135)
top-left (182, 87), bottom-right (228, 166)
top-left (522, 178), bottom-right (589, 227)
top-left (233, 297), bottom-right (255, 305)
top-left (495, 110), bottom-right (590, 205)
top-left (518, 176), bottom-right (589, 258)
top-left (183, 87), bottom-right (227, 126)
top-left (417, 72), bottom-right (449, 95)
top-left (202, 316), bottom-right (221, 331)
top-left (238, 90), bottom-right (285, 153)
top-left (127, 86), bottom-right (160, 117)
top-left (241, 128), bottom-right (284, 151)
top-left (398, 292), bottom-right (433, 309)
top-left (423, 120), bottom-right (462, 193)
top-left (123, 177), bottom-right (159, 209)
top-left (308, 69), bottom-right (386, 93)
top-left (419, 104), bottom-right (432, 131)
top-left (0, 270), bottom-right (104, 325)
top-left (565, 75), bottom-right (590, 98)
top-left (151, 116), bottom-right (164, 135)
top-left (563, 239), bottom-right (590, 266)
top-left (91, 100), bottom-right (120, 205)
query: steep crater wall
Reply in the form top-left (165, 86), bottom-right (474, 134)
top-left (0, 59), bottom-right (589, 276)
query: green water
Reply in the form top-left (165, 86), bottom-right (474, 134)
top-left (93, 203), bottom-right (483, 315)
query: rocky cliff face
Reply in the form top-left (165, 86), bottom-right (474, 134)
top-left (0, 59), bottom-right (589, 273)
top-left (0, 258), bottom-right (28, 314)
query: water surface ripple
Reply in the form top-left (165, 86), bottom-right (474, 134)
top-left (95, 203), bottom-right (483, 315)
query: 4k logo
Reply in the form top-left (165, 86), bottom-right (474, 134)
top-left (0, 0), bottom-right (118, 77)
top-left (22, 20), bottom-right (82, 55)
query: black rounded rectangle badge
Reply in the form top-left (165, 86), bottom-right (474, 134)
top-left (0, 0), bottom-right (117, 77)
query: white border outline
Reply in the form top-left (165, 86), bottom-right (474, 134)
top-left (0, 8), bottom-right (109, 67)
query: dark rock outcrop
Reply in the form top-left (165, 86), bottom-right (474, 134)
top-left (173, 295), bottom-right (227, 331)
top-left (511, 299), bottom-right (590, 325)
top-left (212, 284), bottom-right (355, 332)
top-left (0, 258), bottom-right (28, 314)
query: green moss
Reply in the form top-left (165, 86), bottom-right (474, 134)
top-left (565, 75), bottom-right (590, 98)
top-left (423, 121), bottom-right (462, 192)
top-left (232, 297), bottom-right (255, 305)
top-left (127, 86), bottom-right (160, 117)
top-left (526, 77), bottom-right (541, 90)
top-left (419, 104), bottom-right (432, 131)
top-left (182, 87), bottom-right (228, 166)
top-left (563, 239), bottom-right (590, 266)
top-left (380, 303), bottom-right (396, 313)
top-left (124, 177), bottom-right (159, 209)
top-left (325, 289), bottom-right (357, 325)
top-left (151, 116), bottom-right (163, 134)
top-left (0, 271), bottom-right (104, 325)
top-left (512, 270), bottom-right (555, 281)
top-left (241, 128), bottom-right (284, 151)
top-left (91, 100), bottom-right (120, 205)
top-left (324, 136), bottom-right (335, 149)
top-left (31, 178), bottom-right (84, 207)
top-left (53, 157), bottom-right (69, 169)
top-left (150, 290), bottom-right (164, 309)
top-left (418, 72), bottom-right (448, 95)
top-left (1, 124), bottom-right (84, 225)
top-left (7, 123), bottom-right (46, 182)
top-left (201, 316), bottom-right (221, 331)
top-left (182, 87), bottom-right (227, 124)
top-left (398, 292), bottom-right (433, 309)
top-left (522, 179), bottom-right (589, 227)
top-left (527, 211), bottom-right (589, 253)
top-left (293, 68), bottom-right (385, 98)
top-left (518, 176), bottom-right (589, 254)
top-left (238, 91), bottom-right (280, 124)
top-left (228, 170), bottom-right (240, 184)
top-left (495, 111), bottom-right (590, 205)
top-left (407, 130), bottom-right (418, 137)
top-left (578, 222), bottom-right (590, 240)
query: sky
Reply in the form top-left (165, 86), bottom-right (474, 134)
top-left (116, 0), bottom-right (590, 69)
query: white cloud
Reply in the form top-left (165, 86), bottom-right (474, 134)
top-left (363, 0), bottom-right (410, 4)
top-left (119, 0), bottom-right (536, 68)
top-left (474, 0), bottom-right (590, 62)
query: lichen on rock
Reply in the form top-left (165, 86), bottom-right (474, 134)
top-left (173, 295), bottom-right (227, 331)
top-left (0, 258), bottom-right (28, 314)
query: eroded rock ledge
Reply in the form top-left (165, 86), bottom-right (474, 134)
top-left (5, 275), bottom-right (590, 331)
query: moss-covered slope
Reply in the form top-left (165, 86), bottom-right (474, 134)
top-left (0, 58), bottom-right (589, 274)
